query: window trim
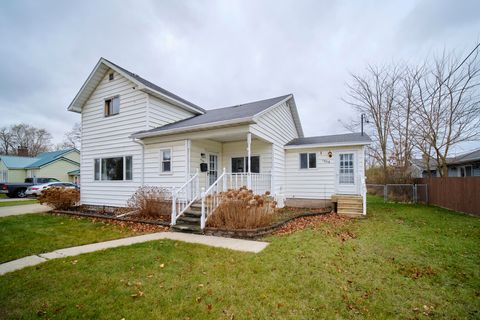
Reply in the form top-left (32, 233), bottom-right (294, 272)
top-left (104, 95), bottom-right (120, 117)
top-left (159, 148), bottom-right (173, 175)
top-left (299, 152), bottom-right (317, 169)
top-left (93, 155), bottom-right (133, 181)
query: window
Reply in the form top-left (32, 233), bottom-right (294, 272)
top-left (300, 153), bottom-right (316, 169)
top-left (94, 159), bottom-right (100, 180)
top-left (109, 72), bottom-right (114, 81)
top-left (125, 156), bottom-right (132, 180)
top-left (93, 156), bottom-right (132, 181)
top-left (339, 153), bottom-right (354, 184)
top-left (231, 156), bottom-right (260, 173)
top-left (104, 96), bottom-right (120, 116)
top-left (160, 149), bottom-right (171, 173)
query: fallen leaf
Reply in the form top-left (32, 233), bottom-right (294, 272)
top-left (160, 264), bottom-right (165, 268)
top-left (207, 304), bottom-right (213, 311)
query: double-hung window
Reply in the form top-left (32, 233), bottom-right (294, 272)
top-left (160, 149), bottom-right (172, 173)
top-left (300, 153), bottom-right (316, 169)
top-left (104, 96), bottom-right (120, 117)
top-left (94, 156), bottom-right (132, 181)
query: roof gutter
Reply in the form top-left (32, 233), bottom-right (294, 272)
top-left (284, 141), bottom-right (371, 149)
top-left (131, 117), bottom-right (255, 139)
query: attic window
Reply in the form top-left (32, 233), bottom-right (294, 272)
top-left (104, 96), bottom-right (120, 117)
top-left (109, 72), bottom-right (114, 81)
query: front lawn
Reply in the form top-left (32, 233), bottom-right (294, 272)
top-left (0, 214), bottom-right (145, 263)
top-left (0, 199), bottom-right (38, 207)
top-left (0, 198), bottom-right (479, 319)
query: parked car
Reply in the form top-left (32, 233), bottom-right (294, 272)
top-left (0, 178), bottom-right (60, 198)
top-left (26, 182), bottom-right (79, 197)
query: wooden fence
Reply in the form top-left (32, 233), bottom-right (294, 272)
top-left (417, 177), bottom-right (480, 216)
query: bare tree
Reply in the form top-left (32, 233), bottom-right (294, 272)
top-left (412, 50), bottom-right (480, 176)
top-left (58, 123), bottom-right (81, 149)
top-left (8, 123), bottom-right (52, 156)
top-left (0, 127), bottom-right (14, 155)
top-left (344, 65), bottom-right (401, 182)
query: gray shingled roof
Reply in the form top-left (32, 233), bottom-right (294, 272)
top-left (104, 58), bottom-right (205, 113)
top-left (134, 94), bottom-right (291, 136)
top-left (286, 132), bottom-right (371, 146)
top-left (450, 149), bottom-right (480, 164)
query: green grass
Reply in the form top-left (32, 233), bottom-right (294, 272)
top-left (0, 198), bottom-right (479, 319)
top-left (0, 193), bottom-right (6, 199)
top-left (0, 199), bottom-right (38, 207)
top-left (0, 214), bottom-right (141, 263)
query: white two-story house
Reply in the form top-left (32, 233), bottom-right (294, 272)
top-left (68, 58), bottom-right (370, 228)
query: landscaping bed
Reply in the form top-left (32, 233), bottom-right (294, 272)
top-left (204, 207), bottom-right (331, 239)
top-left (52, 206), bottom-right (171, 227)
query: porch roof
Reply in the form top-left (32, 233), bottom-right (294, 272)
top-left (132, 94), bottom-right (292, 138)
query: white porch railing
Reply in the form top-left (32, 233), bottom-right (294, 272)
top-left (171, 169), bottom-right (200, 225)
top-left (200, 169), bottom-right (272, 229)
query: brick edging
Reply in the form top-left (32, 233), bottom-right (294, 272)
top-left (204, 210), bottom-right (332, 239)
top-left (51, 210), bottom-right (171, 226)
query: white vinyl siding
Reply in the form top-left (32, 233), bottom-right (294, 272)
top-left (147, 95), bottom-right (195, 129)
top-left (80, 70), bottom-right (146, 206)
top-left (250, 100), bottom-right (299, 195)
top-left (285, 146), bottom-right (365, 199)
top-left (143, 140), bottom-right (187, 188)
top-left (221, 139), bottom-right (272, 174)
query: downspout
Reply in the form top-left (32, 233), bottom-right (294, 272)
top-left (132, 138), bottom-right (145, 186)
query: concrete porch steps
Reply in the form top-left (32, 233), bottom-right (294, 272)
top-left (171, 201), bottom-right (203, 234)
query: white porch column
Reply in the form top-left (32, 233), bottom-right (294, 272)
top-left (247, 132), bottom-right (252, 189)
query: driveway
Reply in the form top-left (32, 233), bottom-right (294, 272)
top-left (0, 204), bottom-right (51, 217)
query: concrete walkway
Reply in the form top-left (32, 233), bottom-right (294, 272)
top-left (0, 203), bottom-right (51, 217)
top-left (0, 197), bottom-right (35, 202)
top-left (0, 232), bottom-right (269, 276)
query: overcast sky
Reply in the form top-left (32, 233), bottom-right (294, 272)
top-left (0, 0), bottom-right (479, 153)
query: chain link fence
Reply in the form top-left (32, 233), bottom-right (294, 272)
top-left (367, 184), bottom-right (428, 204)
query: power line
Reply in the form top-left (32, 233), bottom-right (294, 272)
top-left (425, 42), bottom-right (480, 101)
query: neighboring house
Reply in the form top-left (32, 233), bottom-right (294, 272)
top-left (0, 149), bottom-right (80, 183)
top-left (68, 58), bottom-right (371, 226)
top-left (411, 149), bottom-right (480, 178)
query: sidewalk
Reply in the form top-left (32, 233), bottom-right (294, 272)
top-left (0, 232), bottom-right (269, 275)
top-left (0, 204), bottom-right (51, 217)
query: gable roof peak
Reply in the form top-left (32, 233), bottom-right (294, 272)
top-left (68, 57), bottom-right (205, 114)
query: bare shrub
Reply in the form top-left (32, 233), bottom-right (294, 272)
top-left (207, 187), bottom-right (276, 229)
top-left (127, 186), bottom-right (171, 218)
top-left (38, 187), bottom-right (80, 210)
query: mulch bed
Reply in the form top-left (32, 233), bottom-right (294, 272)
top-left (204, 208), bottom-right (333, 239)
top-left (273, 213), bottom-right (352, 236)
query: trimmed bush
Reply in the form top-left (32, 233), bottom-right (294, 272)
top-left (127, 186), bottom-right (171, 218)
top-left (38, 187), bottom-right (80, 210)
top-left (207, 187), bottom-right (276, 229)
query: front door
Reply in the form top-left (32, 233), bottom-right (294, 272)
top-left (208, 154), bottom-right (218, 186)
top-left (336, 152), bottom-right (357, 194)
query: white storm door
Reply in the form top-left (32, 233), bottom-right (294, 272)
top-left (336, 152), bottom-right (357, 194)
